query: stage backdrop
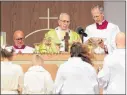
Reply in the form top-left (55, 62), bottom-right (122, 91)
top-left (1, 1), bottom-right (103, 47)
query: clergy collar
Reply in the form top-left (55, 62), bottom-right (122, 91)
top-left (13, 45), bottom-right (26, 49)
top-left (96, 20), bottom-right (108, 29)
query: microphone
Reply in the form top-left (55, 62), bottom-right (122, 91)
top-left (76, 27), bottom-right (87, 37)
top-left (76, 27), bottom-right (87, 43)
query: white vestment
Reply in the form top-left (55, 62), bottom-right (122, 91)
top-left (54, 57), bottom-right (99, 94)
top-left (23, 66), bottom-right (53, 94)
top-left (1, 61), bottom-right (24, 94)
top-left (98, 49), bottom-right (125, 94)
top-left (8, 46), bottom-right (34, 53)
top-left (84, 22), bottom-right (120, 54)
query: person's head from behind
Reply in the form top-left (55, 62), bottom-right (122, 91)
top-left (70, 42), bottom-right (92, 65)
top-left (58, 13), bottom-right (70, 30)
top-left (70, 42), bottom-right (83, 57)
top-left (1, 47), bottom-right (14, 61)
top-left (115, 32), bottom-right (125, 48)
top-left (13, 30), bottom-right (25, 48)
top-left (91, 5), bottom-right (104, 24)
top-left (32, 54), bottom-right (44, 66)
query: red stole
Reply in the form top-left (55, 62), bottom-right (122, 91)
top-left (13, 45), bottom-right (26, 49)
top-left (96, 20), bottom-right (108, 29)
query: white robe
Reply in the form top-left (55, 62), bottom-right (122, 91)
top-left (1, 61), bottom-right (24, 94)
top-left (84, 22), bottom-right (120, 54)
top-left (98, 49), bottom-right (125, 94)
top-left (54, 57), bottom-right (99, 94)
top-left (8, 46), bottom-right (35, 53)
top-left (23, 66), bottom-right (53, 94)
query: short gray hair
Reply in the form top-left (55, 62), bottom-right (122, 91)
top-left (59, 13), bottom-right (70, 20)
top-left (91, 5), bottom-right (104, 14)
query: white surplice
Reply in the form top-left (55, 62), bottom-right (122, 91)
top-left (98, 49), bottom-right (125, 94)
top-left (23, 66), bottom-right (53, 94)
top-left (7, 46), bottom-right (35, 53)
top-left (54, 57), bottom-right (99, 94)
top-left (1, 61), bottom-right (24, 94)
top-left (84, 22), bottom-right (120, 54)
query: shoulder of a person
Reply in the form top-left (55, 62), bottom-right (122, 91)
top-left (108, 22), bottom-right (118, 27)
top-left (25, 46), bottom-right (34, 49)
top-left (86, 23), bottom-right (95, 28)
top-left (50, 28), bottom-right (55, 31)
top-left (44, 70), bottom-right (52, 77)
top-left (24, 67), bottom-right (48, 76)
top-left (70, 30), bottom-right (79, 35)
top-left (45, 29), bottom-right (56, 36)
top-left (12, 64), bottom-right (23, 71)
top-left (80, 62), bottom-right (97, 77)
top-left (70, 29), bottom-right (75, 32)
top-left (47, 29), bottom-right (55, 33)
top-left (84, 62), bottom-right (96, 71)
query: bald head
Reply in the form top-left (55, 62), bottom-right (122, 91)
top-left (13, 30), bottom-right (24, 39)
top-left (13, 30), bottom-right (25, 47)
top-left (115, 32), bottom-right (125, 48)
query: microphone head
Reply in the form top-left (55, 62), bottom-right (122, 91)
top-left (76, 27), bottom-right (87, 37)
top-left (76, 27), bottom-right (84, 34)
top-left (83, 33), bottom-right (87, 37)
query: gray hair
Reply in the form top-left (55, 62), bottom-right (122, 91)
top-left (91, 5), bottom-right (104, 14)
top-left (59, 13), bottom-right (70, 20)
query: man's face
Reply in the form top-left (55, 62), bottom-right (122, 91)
top-left (58, 14), bottom-right (70, 30)
top-left (91, 8), bottom-right (104, 24)
top-left (13, 32), bottom-right (24, 47)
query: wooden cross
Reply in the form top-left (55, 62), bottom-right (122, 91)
top-left (64, 32), bottom-right (70, 52)
top-left (39, 8), bottom-right (58, 29)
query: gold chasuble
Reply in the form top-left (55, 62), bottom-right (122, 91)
top-left (36, 27), bottom-right (81, 53)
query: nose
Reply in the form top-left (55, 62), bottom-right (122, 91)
top-left (18, 39), bottom-right (23, 43)
top-left (64, 21), bottom-right (68, 25)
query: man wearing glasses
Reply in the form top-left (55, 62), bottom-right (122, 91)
top-left (84, 5), bottom-right (120, 54)
top-left (38, 13), bottom-right (81, 53)
top-left (9, 30), bottom-right (34, 53)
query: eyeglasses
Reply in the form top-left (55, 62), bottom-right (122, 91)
top-left (60, 20), bottom-right (70, 23)
top-left (92, 14), bottom-right (102, 19)
top-left (15, 38), bottom-right (24, 41)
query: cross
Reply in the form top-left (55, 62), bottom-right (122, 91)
top-left (39, 8), bottom-right (58, 29)
top-left (64, 32), bottom-right (70, 52)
